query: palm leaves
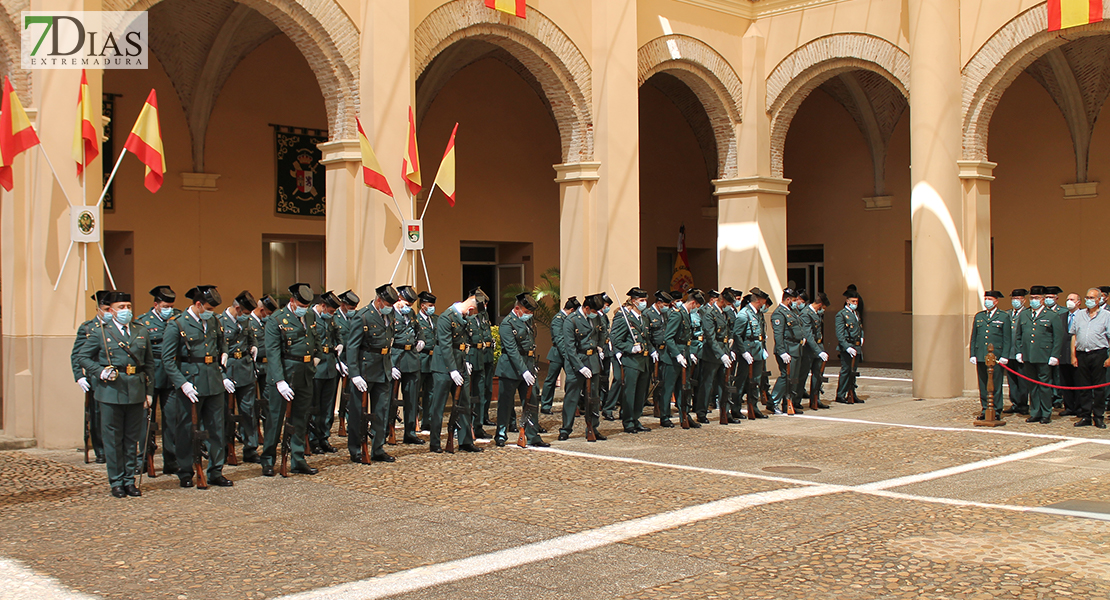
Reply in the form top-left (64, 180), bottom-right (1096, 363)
top-left (502, 267), bottom-right (559, 330)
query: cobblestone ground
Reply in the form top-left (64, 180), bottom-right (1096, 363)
top-left (2, 370), bottom-right (1109, 600)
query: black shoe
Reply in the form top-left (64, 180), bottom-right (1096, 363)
top-left (110, 486), bottom-right (127, 498)
top-left (403, 435), bottom-right (426, 445)
top-left (835, 398), bottom-right (851, 404)
top-left (124, 484), bottom-right (142, 497)
top-left (977, 412), bottom-right (986, 420)
top-left (495, 439), bottom-right (506, 447)
top-left (537, 426), bottom-right (549, 434)
top-left (602, 412), bottom-right (616, 421)
top-left (697, 416), bottom-right (710, 424)
top-left (541, 408), bottom-right (553, 415)
top-left (371, 452), bottom-right (396, 463)
top-left (429, 446), bottom-right (443, 453)
top-left (530, 440), bottom-right (551, 448)
top-left (659, 420), bottom-right (675, 428)
top-left (623, 427), bottom-right (639, 434)
top-left (1061, 410), bottom-right (1078, 416)
top-left (1040, 417), bottom-right (1051, 425)
top-left (261, 466), bottom-right (275, 477)
top-left (321, 443), bottom-right (338, 453)
top-left (1018, 408), bottom-right (1030, 415)
top-left (458, 443), bottom-right (483, 453)
top-left (291, 465), bottom-right (319, 475)
top-left (179, 478), bottom-right (194, 488)
top-left (594, 433), bottom-right (607, 441)
top-left (688, 420), bottom-right (702, 429)
top-left (636, 425), bottom-right (652, 432)
top-left (853, 398), bottom-right (864, 404)
top-left (558, 432), bottom-right (569, 441)
top-left (1075, 417), bottom-right (1093, 427)
top-left (817, 402), bottom-right (831, 409)
top-left (1026, 417), bottom-right (1039, 423)
top-left (474, 429), bottom-right (491, 439)
top-left (242, 453), bottom-right (261, 464)
top-left (1095, 417), bottom-right (1107, 429)
top-left (349, 455), bottom-right (365, 463)
top-left (483, 419), bottom-right (496, 427)
top-left (162, 466), bottom-right (177, 476)
top-left (95, 456), bottom-right (107, 464)
top-left (210, 476), bottom-right (234, 487)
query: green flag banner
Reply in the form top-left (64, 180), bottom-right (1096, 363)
top-left (273, 124), bottom-right (327, 217)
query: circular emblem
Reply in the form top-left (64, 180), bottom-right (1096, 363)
top-left (76, 210), bottom-right (95, 235)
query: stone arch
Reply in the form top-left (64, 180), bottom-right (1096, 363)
top-left (766, 33), bottom-right (910, 179)
top-left (415, 0), bottom-right (593, 162)
top-left (0, 1), bottom-right (31, 105)
top-left (638, 34), bottom-right (742, 179)
top-left (106, 0), bottom-right (360, 140)
top-left (963, 3), bottom-right (1110, 161)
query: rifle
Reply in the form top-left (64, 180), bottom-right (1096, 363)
top-left (191, 402), bottom-right (208, 489)
top-left (584, 377), bottom-right (598, 441)
top-left (83, 389), bottom-right (94, 463)
top-left (279, 394), bottom-right (293, 477)
top-left (337, 375), bottom-right (348, 437)
top-left (517, 371), bottom-right (537, 448)
top-left (143, 403), bottom-right (157, 477)
top-left (254, 381), bottom-right (264, 441)
top-left (225, 390), bottom-right (240, 466)
top-left (746, 363), bottom-right (757, 420)
top-left (446, 383), bottom-right (463, 453)
top-left (651, 360), bottom-right (661, 418)
top-left (848, 354), bottom-right (858, 404)
top-left (721, 358), bottom-right (738, 424)
top-left (387, 379), bottom-right (401, 445)
top-left (679, 366), bottom-right (690, 429)
top-left (359, 390), bottom-right (371, 463)
top-left (784, 361), bottom-right (796, 415)
top-left (810, 358), bottom-right (826, 410)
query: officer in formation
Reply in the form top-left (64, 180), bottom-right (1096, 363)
top-left (662, 289), bottom-right (702, 426)
top-left (466, 288), bottom-right (496, 438)
top-left (428, 289), bottom-right (483, 453)
top-left (835, 289), bottom-right (864, 404)
top-left (416, 292), bottom-right (437, 428)
top-left (771, 289), bottom-right (805, 413)
top-left (249, 295), bottom-right (278, 435)
top-left (558, 294), bottom-right (607, 440)
top-left (331, 290), bottom-right (358, 438)
top-left (391, 286), bottom-right (425, 445)
top-left (541, 297), bottom-right (577, 415)
top-left (969, 290), bottom-right (1011, 419)
top-left (348, 284), bottom-right (401, 463)
top-left (308, 291), bottom-right (342, 455)
top-left (263, 283), bottom-right (320, 476)
top-left (1014, 285), bottom-right (1066, 424)
top-left (138, 286), bottom-right (181, 473)
top-left (611, 288), bottom-right (652, 434)
top-left (494, 292), bottom-right (550, 447)
top-left (733, 289), bottom-right (770, 419)
top-left (798, 291), bottom-right (831, 411)
top-left (219, 291), bottom-right (259, 463)
top-left (72, 291), bottom-right (111, 463)
top-left (1003, 289), bottom-right (1030, 414)
top-left (643, 291), bottom-right (670, 421)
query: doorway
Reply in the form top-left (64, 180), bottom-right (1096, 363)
top-left (460, 244), bottom-right (530, 317)
top-left (787, 245), bottom-right (824, 296)
top-left (103, 231), bottom-right (135, 293)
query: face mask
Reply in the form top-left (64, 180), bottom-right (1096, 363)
top-left (759, 305), bottom-right (768, 313)
top-left (380, 305), bottom-right (393, 315)
top-left (847, 303), bottom-right (857, 311)
top-left (398, 305), bottom-right (412, 315)
top-left (674, 303), bottom-right (683, 311)
top-left (159, 307), bottom-right (173, 319)
top-left (661, 305), bottom-right (671, 313)
top-left (1012, 299), bottom-right (1022, 310)
top-left (1087, 299), bottom-right (1098, 309)
top-left (519, 312), bottom-right (532, 322)
top-left (114, 309), bottom-right (133, 325)
top-left (1067, 299), bottom-right (1077, 310)
top-left (818, 308), bottom-right (825, 315)
top-left (236, 314), bottom-right (249, 323)
top-left (320, 312), bottom-right (333, 320)
top-left (588, 311), bottom-right (598, 319)
top-left (261, 316), bottom-right (270, 324)
top-left (200, 310), bottom-right (215, 320)
top-left (1029, 298), bottom-right (1042, 310)
top-left (425, 306), bottom-right (436, 315)
top-left (292, 306), bottom-right (308, 318)
top-left (1045, 297), bottom-right (1056, 307)
top-left (635, 300), bottom-right (647, 311)
top-left (794, 301), bottom-right (803, 309)
top-left (691, 313), bottom-right (702, 327)
top-left (733, 300), bottom-right (742, 308)
top-left (984, 298), bottom-right (995, 310)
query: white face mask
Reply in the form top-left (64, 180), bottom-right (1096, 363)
top-left (1066, 299), bottom-right (1077, 310)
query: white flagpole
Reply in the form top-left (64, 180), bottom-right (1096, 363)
top-left (95, 148), bottom-right (127, 207)
top-left (420, 249), bottom-right (432, 293)
top-left (52, 241), bottom-right (75, 291)
top-left (96, 241), bottom-right (117, 289)
top-left (418, 183), bottom-right (438, 221)
top-left (389, 249), bottom-right (405, 283)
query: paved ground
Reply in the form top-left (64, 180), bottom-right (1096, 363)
top-left (2, 368), bottom-right (1110, 600)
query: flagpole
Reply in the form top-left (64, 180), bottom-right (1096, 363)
top-left (418, 183), bottom-right (438, 221)
top-left (96, 241), bottom-right (117, 289)
top-left (81, 149), bottom-right (88, 292)
top-left (388, 249), bottom-right (405, 283)
top-left (52, 241), bottom-right (75, 291)
top-left (420, 249), bottom-right (432, 293)
top-left (95, 148), bottom-right (128, 207)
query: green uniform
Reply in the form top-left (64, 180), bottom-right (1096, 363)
top-left (494, 311), bottom-right (543, 444)
top-left (416, 309), bottom-right (438, 426)
top-left (835, 307), bottom-right (863, 402)
top-left (429, 305), bottom-right (474, 450)
top-left (797, 305), bottom-right (826, 408)
top-left (643, 306), bottom-right (667, 416)
top-left (72, 318), bottom-right (105, 461)
top-left (77, 318), bottom-right (155, 490)
top-left (540, 310), bottom-right (570, 412)
top-left (263, 305), bottom-right (319, 470)
top-left (661, 304), bottom-right (693, 424)
top-left (612, 307), bottom-right (650, 431)
top-left (771, 304), bottom-right (806, 411)
top-left (1016, 306), bottom-right (1066, 420)
top-left (309, 308), bottom-right (341, 449)
top-left (1047, 303), bottom-right (1066, 406)
top-left (139, 308), bottom-right (181, 471)
top-left (332, 308), bottom-right (356, 432)
top-left (599, 311), bottom-right (620, 418)
top-left (734, 304), bottom-right (769, 415)
top-left (219, 309), bottom-right (258, 460)
top-left (467, 311), bottom-right (495, 433)
top-left (559, 310), bottom-right (602, 436)
top-left (696, 304), bottom-right (727, 419)
top-left (391, 307), bottom-right (424, 440)
top-left (1006, 307), bottom-right (1030, 412)
top-left (719, 305), bottom-right (738, 414)
top-left (347, 304), bottom-right (393, 459)
top-left (969, 307), bottom-right (1012, 413)
top-left (247, 313), bottom-right (269, 434)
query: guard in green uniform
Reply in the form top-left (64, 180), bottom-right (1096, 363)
top-left (429, 293), bottom-right (482, 453)
top-left (734, 289), bottom-right (770, 419)
top-left (163, 286), bottom-right (234, 488)
top-left (331, 291), bottom-right (358, 437)
top-left (661, 290), bottom-right (702, 426)
top-left (308, 291), bottom-right (341, 454)
top-left (969, 290), bottom-right (1012, 418)
top-left (688, 290), bottom-right (705, 422)
top-left (348, 284), bottom-right (401, 462)
top-left (1015, 285), bottom-right (1066, 424)
top-left (835, 290), bottom-right (864, 404)
top-left (494, 293), bottom-right (549, 447)
top-left (1044, 285), bottom-right (1066, 408)
top-left (558, 294), bottom-right (607, 441)
top-left (643, 291), bottom-right (670, 420)
top-left (262, 283), bottom-right (320, 475)
top-left (248, 295), bottom-right (278, 439)
top-left (415, 292), bottom-right (437, 428)
top-left (77, 292), bottom-right (154, 497)
top-left (1003, 289), bottom-right (1030, 414)
top-left (771, 288), bottom-right (806, 413)
top-left (541, 297), bottom-right (578, 414)
top-left (74, 290), bottom-right (111, 464)
top-left (612, 288), bottom-right (652, 434)
top-left (391, 286), bottom-right (425, 444)
top-left (596, 294), bottom-right (617, 421)
top-left (138, 286), bottom-right (180, 474)
top-left (218, 291), bottom-right (259, 463)
top-left (716, 288), bottom-right (739, 421)
top-left (797, 291), bottom-right (830, 410)
top-left (696, 290), bottom-right (733, 422)
top-left (465, 288), bottom-right (495, 437)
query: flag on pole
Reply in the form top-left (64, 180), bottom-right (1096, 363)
top-left (401, 106), bottom-right (421, 196)
top-left (485, 0), bottom-right (526, 18)
top-left (432, 123), bottom-right (458, 206)
top-left (0, 76), bottom-right (42, 192)
top-left (1048, 0), bottom-right (1103, 31)
top-left (123, 89), bottom-right (166, 193)
top-left (72, 69), bottom-right (99, 176)
top-left (356, 117), bottom-right (393, 197)
top-left (669, 225), bottom-right (694, 293)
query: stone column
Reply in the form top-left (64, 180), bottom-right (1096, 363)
top-left (909, 0), bottom-right (967, 398)
top-left (959, 159), bottom-right (996, 392)
top-left (555, 162), bottom-right (601, 302)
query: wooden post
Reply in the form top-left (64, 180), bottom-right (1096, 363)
top-left (975, 343), bottom-right (1006, 427)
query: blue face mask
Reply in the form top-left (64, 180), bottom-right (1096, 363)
top-left (159, 307), bottom-right (174, 319)
top-left (795, 301), bottom-right (806, 310)
top-left (236, 314), bottom-right (249, 322)
top-left (320, 312), bottom-right (333, 320)
top-left (292, 306), bottom-right (308, 318)
top-left (984, 298), bottom-right (996, 310)
top-left (398, 305), bottom-right (412, 315)
top-left (1087, 298), bottom-right (1099, 309)
top-left (380, 305), bottom-right (393, 315)
top-left (1029, 298), bottom-right (1042, 310)
top-left (588, 311), bottom-right (599, 319)
top-left (759, 305), bottom-right (768, 313)
top-left (1045, 297), bottom-right (1056, 307)
top-left (818, 308), bottom-right (825, 315)
top-left (661, 305), bottom-right (671, 313)
top-left (261, 316), bottom-right (270, 324)
top-left (691, 313), bottom-right (702, 327)
top-left (424, 306), bottom-right (436, 315)
top-left (733, 300), bottom-right (742, 308)
top-left (1012, 299), bottom-right (1023, 310)
top-left (200, 310), bottom-right (215, 320)
top-left (635, 300), bottom-right (647, 311)
top-left (601, 306), bottom-right (610, 315)
top-left (114, 309), bottom-right (133, 325)
top-left (519, 312), bottom-right (533, 322)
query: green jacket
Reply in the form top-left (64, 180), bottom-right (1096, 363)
top-left (495, 312), bottom-right (537, 380)
top-left (611, 307), bottom-right (649, 373)
top-left (312, 308), bottom-right (341, 381)
top-left (970, 307), bottom-right (1011, 361)
top-left (218, 309), bottom-right (257, 387)
top-left (265, 305), bottom-right (319, 385)
top-left (662, 304), bottom-right (693, 366)
top-left (162, 311), bottom-right (227, 397)
top-left (698, 305), bottom-right (727, 363)
top-left (139, 308), bottom-right (181, 388)
top-left (416, 310), bottom-right (437, 373)
top-left (1016, 306), bottom-right (1066, 364)
top-left (798, 306), bottom-right (824, 357)
top-left (347, 305), bottom-right (393, 383)
top-left (734, 305), bottom-right (768, 359)
top-left (391, 309), bottom-right (423, 374)
top-left (835, 307), bottom-right (863, 354)
top-left (690, 309), bottom-right (704, 357)
top-left (248, 313), bottom-right (268, 382)
top-left (546, 310), bottom-right (569, 363)
top-left (772, 305), bottom-right (805, 358)
top-left (72, 317), bottom-right (98, 381)
top-left (77, 319), bottom-right (155, 404)
top-left (643, 306), bottom-right (667, 352)
top-left (560, 310), bottom-right (601, 373)
top-left (431, 305), bottom-right (469, 374)
top-left (466, 311), bottom-right (494, 369)
top-left (596, 311), bottom-right (612, 355)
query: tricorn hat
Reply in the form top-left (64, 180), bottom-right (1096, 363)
top-left (985, 290), bottom-right (1004, 299)
top-left (106, 291), bottom-right (131, 304)
top-left (397, 285), bottom-right (418, 304)
top-left (626, 287), bottom-right (648, 299)
top-left (1011, 288), bottom-right (1028, 297)
top-left (318, 291), bottom-right (341, 310)
top-left (288, 283), bottom-right (314, 305)
top-left (655, 290), bottom-right (674, 304)
top-left (186, 285), bottom-right (222, 307)
top-left (93, 290), bottom-right (112, 306)
top-left (418, 291), bottom-right (437, 304)
top-left (234, 290), bottom-right (257, 311)
top-left (260, 295), bottom-right (279, 312)
top-left (149, 286), bottom-right (175, 303)
top-left (1029, 285), bottom-right (1047, 296)
top-left (516, 292), bottom-right (539, 312)
top-left (564, 296), bottom-right (580, 310)
top-left (338, 290), bottom-right (360, 307)
top-left (375, 283), bottom-right (399, 304)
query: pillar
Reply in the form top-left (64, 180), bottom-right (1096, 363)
top-left (908, 0), bottom-right (967, 398)
top-left (555, 162), bottom-right (601, 302)
top-left (959, 159), bottom-right (996, 392)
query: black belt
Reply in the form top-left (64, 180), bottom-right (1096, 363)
top-left (282, 353), bottom-right (312, 363)
top-left (103, 364), bottom-right (138, 374)
top-left (394, 343), bottom-right (413, 351)
top-left (366, 347), bottom-right (390, 355)
top-left (183, 356), bottom-right (215, 364)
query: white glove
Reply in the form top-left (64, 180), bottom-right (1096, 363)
top-left (691, 354), bottom-right (699, 365)
top-left (969, 356), bottom-right (977, 365)
top-left (598, 348), bottom-right (605, 360)
top-left (999, 357), bottom-right (1009, 365)
top-left (144, 396), bottom-right (152, 409)
top-left (337, 362), bottom-right (349, 377)
top-left (99, 367), bottom-right (115, 381)
top-left (250, 346), bottom-right (258, 361)
top-left (181, 382), bottom-right (199, 403)
top-left (1015, 353), bottom-right (1023, 363)
top-left (415, 340), bottom-right (424, 352)
top-left (523, 370), bottom-right (536, 386)
top-left (223, 378), bottom-right (236, 394)
top-left (819, 352), bottom-right (828, 362)
top-left (352, 375), bottom-right (368, 392)
top-left (780, 353), bottom-right (791, 364)
top-left (676, 354), bottom-right (687, 368)
top-left (1048, 357), bottom-right (1059, 366)
top-left (391, 367), bottom-right (402, 380)
top-left (721, 355), bottom-right (733, 369)
top-left (631, 343), bottom-right (642, 353)
top-left (579, 366), bottom-right (593, 379)
top-left (742, 352), bottom-right (753, 364)
top-left (651, 351), bottom-right (659, 363)
top-left (616, 352), bottom-right (623, 361)
top-left (450, 370), bottom-right (464, 386)
top-left (77, 377), bottom-right (91, 392)
top-left (847, 347), bottom-right (857, 358)
top-left (335, 344), bottom-right (344, 356)
top-left (221, 353), bottom-right (228, 367)
top-left (276, 380), bottom-right (295, 401)
top-left (730, 352), bottom-right (736, 361)
top-left (465, 362), bottom-right (473, 375)
top-left (313, 357), bottom-right (321, 367)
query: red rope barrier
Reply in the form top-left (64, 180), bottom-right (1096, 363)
top-left (996, 361), bottom-right (1110, 390)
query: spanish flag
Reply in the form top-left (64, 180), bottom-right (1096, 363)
top-left (432, 123), bottom-right (458, 206)
top-left (669, 225), bottom-right (694, 293)
top-left (485, 0), bottom-right (526, 18)
top-left (123, 89), bottom-right (165, 193)
top-left (72, 69), bottom-right (99, 176)
top-left (401, 106), bottom-right (421, 196)
top-left (0, 76), bottom-right (41, 192)
top-left (356, 117), bottom-right (393, 197)
top-left (1048, 0), bottom-right (1103, 31)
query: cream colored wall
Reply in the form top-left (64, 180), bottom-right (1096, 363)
top-left (636, 0), bottom-right (746, 70)
top-left (103, 35), bottom-right (327, 301)
top-left (759, 0), bottom-right (908, 73)
top-left (961, 0), bottom-right (1044, 64)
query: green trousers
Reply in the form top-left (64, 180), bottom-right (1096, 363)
top-left (99, 401), bottom-right (144, 489)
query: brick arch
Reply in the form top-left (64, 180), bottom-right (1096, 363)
top-left (638, 35), bottom-right (742, 178)
top-left (107, 0), bottom-right (359, 138)
top-left (0, 1), bottom-right (30, 105)
top-left (766, 33), bottom-right (909, 178)
top-left (962, 3), bottom-right (1110, 160)
top-left (415, 0), bottom-right (593, 162)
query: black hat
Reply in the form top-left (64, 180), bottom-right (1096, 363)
top-left (670, 290), bottom-right (684, 301)
top-left (781, 288), bottom-right (796, 299)
top-left (688, 289), bottom-right (706, 305)
top-left (106, 291), bottom-right (131, 304)
top-left (1029, 285), bottom-right (1046, 296)
top-left (816, 292), bottom-right (830, 306)
top-left (751, 287), bottom-right (770, 301)
top-left (149, 285), bottom-right (175, 303)
top-left (706, 289), bottom-right (720, 299)
top-left (287, 283), bottom-right (313, 304)
top-left (93, 290), bottom-right (112, 306)
top-left (627, 287), bottom-right (648, 299)
top-left (601, 292), bottom-right (613, 306)
top-left (234, 290), bottom-right (257, 311)
top-left (564, 296), bottom-right (580, 310)
top-left (721, 288), bottom-right (736, 304)
top-left (397, 285), bottom-right (418, 304)
top-left (1045, 286), bottom-right (1063, 295)
top-left (185, 285), bottom-right (222, 307)
top-left (516, 292), bottom-right (539, 311)
top-left (375, 283), bottom-right (399, 304)
top-left (655, 290), bottom-right (674, 304)
top-left (318, 291), bottom-right (341, 310)
top-left (844, 289), bottom-right (860, 300)
top-left (468, 286), bottom-right (489, 303)
top-left (418, 291), bottom-right (437, 304)
top-left (338, 290), bottom-right (361, 307)
top-left (260, 295), bottom-right (279, 312)
top-left (1099, 286), bottom-right (1110, 295)
top-left (1011, 288), bottom-right (1028, 297)
top-left (583, 294), bottom-right (605, 311)
top-left (796, 289), bottom-right (809, 303)
top-left (985, 290), bottom-right (1004, 299)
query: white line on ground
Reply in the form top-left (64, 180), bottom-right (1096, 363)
top-left (795, 413), bottom-right (1110, 445)
top-left (0, 558), bottom-right (99, 600)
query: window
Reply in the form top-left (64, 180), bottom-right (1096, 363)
top-left (262, 236), bottom-right (325, 299)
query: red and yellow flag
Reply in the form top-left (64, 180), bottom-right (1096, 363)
top-left (432, 123), bottom-right (458, 206)
top-left (0, 76), bottom-right (41, 192)
top-left (356, 117), bottom-right (393, 197)
top-left (401, 106), bottom-right (421, 196)
top-left (1048, 0), bottom-right (1103, 31)
top-left (485, 0), bottom-right (526, 18)
top-left (670, 225), bottom-right (694, 293)
top-left (72, 69), bottom-right (99, 176)
top-left (123, 89), bottom-right (166, 193)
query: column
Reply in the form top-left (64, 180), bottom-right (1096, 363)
top-left (959, 159), bottom-right (996, 392)
top-left (555, 162), bottom-right (601, 301)
top-left (909, 0), bottom-right (967, 398)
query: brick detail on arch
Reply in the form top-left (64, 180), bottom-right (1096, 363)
top-left (0, 0), bottom-right (31, 105)
top-left (106, 0), bottom-right (359, 139)
top-left (638, 34), bottom-right (742, 179)
top-left (962, 3), bottom-right (1110, 161)
top-left (414, 0), bottom-right (593, 162)
top-left (766, 33), bottom-right (909, 178)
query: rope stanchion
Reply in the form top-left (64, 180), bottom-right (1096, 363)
top-left (997, 361), bottom-right (1110, 391)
